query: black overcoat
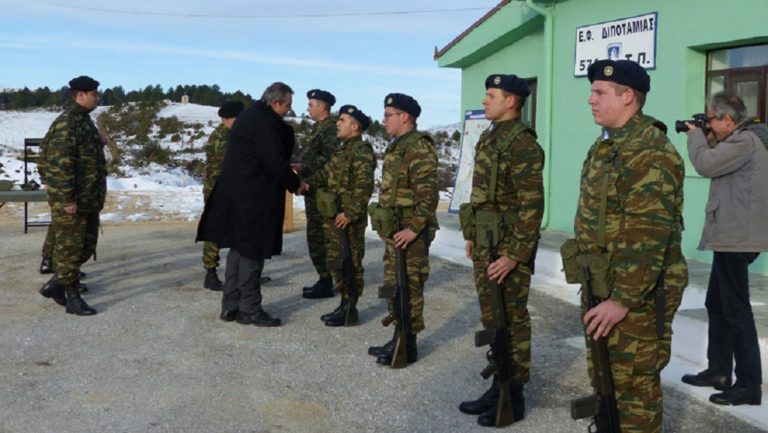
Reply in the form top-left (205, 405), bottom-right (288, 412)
top-left (196, 101), bottom-right (300, 259)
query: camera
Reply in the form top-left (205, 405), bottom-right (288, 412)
top-left (675, 113), bottom-right (710, 134)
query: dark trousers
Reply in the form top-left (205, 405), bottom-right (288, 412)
top-left (705, 251), bottom-right (763, 387)
top-left (222, 249), bottom-right (264, 314)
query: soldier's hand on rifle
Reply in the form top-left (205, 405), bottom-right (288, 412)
top-left (583, 299), bottom-right (629, 340)
top-left (63, 202), bottom-right (77, 214)
top-left (487, 255), bottom-right (517, 284)
top-left (393, 228), bottom-right (417, 249)
top-left (465, 240), bottom-right (474, 259)
top-left (335, 212), bottom-right (351, 229)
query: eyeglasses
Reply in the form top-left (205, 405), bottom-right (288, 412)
top-left (383, 111), bottom-right (403, 119)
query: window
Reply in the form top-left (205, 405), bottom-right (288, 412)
top-left (523, 79), bottom-right (537, 129)
top-left (707, 44), bottom-right (768, 122)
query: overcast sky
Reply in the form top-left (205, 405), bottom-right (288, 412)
top-left (0, 0), bottom-right (500, 127)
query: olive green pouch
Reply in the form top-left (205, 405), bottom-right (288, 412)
top-left (458, 203), bottom-right (475, 241)
top-left (315, 189), bottom-right (338, 218)
top-left (474, 209), bottom-right (502, 248)
top-left (560, 238), bottom-right (582, 284)
top-left (368, 202), bottom-right (396, 238)
top-left (575, 252), bottom-right (613, 298)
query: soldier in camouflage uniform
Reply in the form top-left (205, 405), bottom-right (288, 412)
top-left (368, 93), bottom-right (439, 366)
top-left (39, 227), bottom-right (55, 274)
top-left (294, 89), bottom-right (340, 299)
top-left (201, 101), bottom-right (244, 291)
top-left (457, 74), bottom-right (544, 427)
top-left (37, 76), bottom-right (107, 316)
top-left (304, 105), bottom-right (375, 326)
top-left (571, 60), bottom-right (688, 433)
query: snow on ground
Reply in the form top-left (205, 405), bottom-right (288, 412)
top-left (157, 101), bottom-right (218, 125)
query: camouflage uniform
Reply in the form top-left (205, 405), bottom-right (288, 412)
top-left (40, 98), bottom-right (107, 287)
top-left (379, 129), bottom-right (439, 334)
top-left (202, 123), bottom-right (229, 270)
top-left (300, 117), bottom-right (339, 280)
top-left (574, 113), bottom-right (688, 433)
top-left (465, 119), bottom-right (544, 385)
top-left (308, 136), bottom-right (376, 298)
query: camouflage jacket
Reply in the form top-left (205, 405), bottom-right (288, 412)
top-left (39, 99), bottom-right (106, 212)
top-left (470, 119), bottom-right (544, 264)
top-left (574, 113), bottom-right (688, 312)
top-left (379, 129), bottom-right (439, 234)
top-left (204, 123), bottom-right (229, 198)
top-left (300, 117), bottom-right (339, 179)
top-left (308, 135), bottom-right (376, 223)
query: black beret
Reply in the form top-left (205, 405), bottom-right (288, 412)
top-left (306, 89), bottom-right (336, 106)
top-left (339, 104), bottom-right (371, 131)
top-left (68, 75), bottom-right (99, 92)
top-left (484, 74), bottom-right (530, 97)
top-left (588, 59), bottom-right (650, 94)
top-left (218, 101), bottom-right (244, 118)
top-left (384, 93), bottom-right (421, 118)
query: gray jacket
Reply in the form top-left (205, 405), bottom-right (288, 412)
top-left (688, 127), bottom-right (768, 252)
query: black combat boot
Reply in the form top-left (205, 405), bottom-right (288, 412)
top-left (302, 277), bottom-right (334, 299)
top-left (64, 284), bottom-right (97, 316)
top-left (39, 256), bottom-right (54, 274)
top-left (477, 382), bottom-right (525, 427)
top-left (324, 299), bottom-right (359, 327)
top-left (321, 297), bottom-right (345, 322)
top-left (459, 376), bottom-right (499, 415)
top-left (376, 333), bottom-right (417, 365)
top-left (368, 327), bottom-right (398, 356)
top-left (204, 268), bottom-right (223, 291)
top-left (76, 281), bottom-right (89, 293)
top-left (39, 273), bottom-right (65, 306)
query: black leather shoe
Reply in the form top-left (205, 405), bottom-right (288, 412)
top-left (302, 277), bottom-right (334, 298)
top-left (236, 310), bottom-right (281, 327)
top-left (39, 274), bottom-right (65, 306)
top-left (64, 285), bottom-right (97, 316)
top-left (204, 268), bottom-right (223, 291)
top-left (376, 333), bottom-right (417, 365)
top-left (321, 299), bottom-right (345, 322)
top-left (460, 378), bottom-right (499, 415)
top-left (39, 256), bottom-right (54, 274)
top-left (710, 385), bottom-right (762, 406)
top-left (219, 310), bottom-right (238, 322)
top-left (476, 383), bottom-right (524, 427)
top-left (325, 305), bottom-right (359, 327)
top-left (681, 370), bottom-right (732, 390)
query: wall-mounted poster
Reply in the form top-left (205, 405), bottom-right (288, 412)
top-left (449, 109), bottom-right (491, 213)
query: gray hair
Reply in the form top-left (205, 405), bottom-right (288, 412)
top-left (261, 82), bottom-right (293, 104)
top-left (709, 91), bottom-right (748, 123)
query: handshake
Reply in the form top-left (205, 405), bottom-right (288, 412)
top-left (296, 182), bottom-right (311, 196)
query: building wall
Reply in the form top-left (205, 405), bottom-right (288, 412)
top-left (448, 0), bottom-right (768, 271)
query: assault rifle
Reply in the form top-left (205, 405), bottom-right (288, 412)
top-left (337, 224), bottom-right (358, 325)
top-left (474, 228), bottom-right (516, 427)
top-left (378, 206), bottom-right (411, 368)
top-left (570, 267), bottom-right (621, 433)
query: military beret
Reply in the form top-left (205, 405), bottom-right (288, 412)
top-left (588, 59), bottom-right (650, 94)
top-left (484, 74), bottom-right (530, 98)
top-left (68, 75), bottom-right (99, 92)
top-left (218, 100), bottom-right (244, 119)
top-left (339, 104), bottom-right (371, 131)
top-left (306, 89), bottom-right (336, 106)
top-left (384, 93), bottom-right (421, 118)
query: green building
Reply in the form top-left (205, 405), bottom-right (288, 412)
top-left (436, 0), bottom-right (768, 272)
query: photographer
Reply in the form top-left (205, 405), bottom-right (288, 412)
top-left (682, 91), bottom-right (768, 406)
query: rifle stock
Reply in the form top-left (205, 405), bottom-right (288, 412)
top-left (473, 228), bottom-right (516, 427)
top-left (570, 267), bottom-right (621, 433)
top-left (390, 206), bottom-right (411, 368)
top-left (337, 225), bottom-right (358, 325)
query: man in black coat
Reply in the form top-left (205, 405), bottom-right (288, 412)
top-left (197, 82), bottom-right (302, 327)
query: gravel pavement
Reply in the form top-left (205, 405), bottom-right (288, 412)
top-left (0, 222), bottom-right (765, 433)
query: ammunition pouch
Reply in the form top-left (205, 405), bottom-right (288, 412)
top-left (475, 209), bottom-right (502, 248)
top-left (560, 238), bottom-right (614, 299)
top-left (315, 189), bottom-right (338, 218)
top-left (368, 202), bottom-right (396, 238)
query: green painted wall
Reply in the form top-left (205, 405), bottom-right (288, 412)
top-left (438, 0), bottom-right (768, 272)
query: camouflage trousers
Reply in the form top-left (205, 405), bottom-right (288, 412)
top-left (51, 209), bottom-right (99, 286)
top-left (304, 194), bottom-right (330, 279)
top-left (582, 285), bottom-right (683, 433)
top-left (41, 220), bottom-right (56, 257)
top-left (202, 242), bottom-right (220, 269)
top-left (472, 246), bottom-right (532, 384)
top-left (382, 230), bottom-right (433, 334)
top-left (323, 218), bottom-right (366, 299)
